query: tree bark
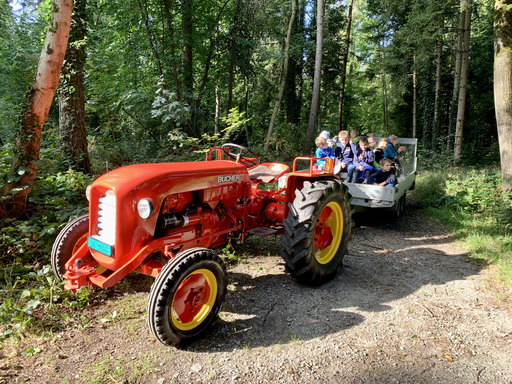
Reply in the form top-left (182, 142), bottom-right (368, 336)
top-left (161, 0), bottom-right (180, 98)
top-left (304, 0), bottom-right (324, 155)
top-left (182, 0), bottom-right (194, 101)
top-left (382, 69), bottom-right (388, 135)
top-left (337, 0), bottom-right (353, 133)
top-left (434, 17), bottom-right (444, 150)
top-left (448, 7), bottom-right (465, 151)
top-left (227, 60), bottom-right (234, 117)
top-left (1, 0), bottom-right (72, 218)
top-left (58, 0), bottom-right (91, 174)
top-left (413, 68), bottom-right (417, 138)
top-left (494, 0), bottom-right (512, 192)
top-left (265, 0), bottom-right (297, 153)
top-left (454, 0), bottom-right (472, 162)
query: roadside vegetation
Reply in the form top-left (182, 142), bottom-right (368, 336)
top-left (411, 153), bottom-right (512, 286)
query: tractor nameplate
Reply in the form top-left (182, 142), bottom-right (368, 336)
top-left (88, 237), bottom-right (112, 257)
top-left (217, 175), bottom-right (241, 183)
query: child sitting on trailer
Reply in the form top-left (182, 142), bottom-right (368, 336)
top-left (374, 138), bottom-right (388, 166)
top-left (366, 133), bottom-right (377, 149)
top-left (370, 158), bottom-right (397, 187)
top-left (334, 130), bottom-right (357, 182)
top-left (350, 137), bottom-right (374, 183)
top-left (315, 136), bottom-right (334, 171)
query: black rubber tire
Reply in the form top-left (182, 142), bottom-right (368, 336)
top-left (391, 193), bottom-right (405, 220)
top-left (51, 215), bottom-right (90, 281)
top-left (147, 248), bottom-right (227, 347)
top-left (280, 180), bottom-right (353, 286)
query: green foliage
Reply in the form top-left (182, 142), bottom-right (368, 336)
top-left (411, 167), bottom-right (512, 286)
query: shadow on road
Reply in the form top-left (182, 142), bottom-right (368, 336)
top-left (185, 205), bottom-right (483, 352)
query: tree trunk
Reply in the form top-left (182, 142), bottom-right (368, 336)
top-left (215, 85), bottom-right (220, 134)
top-left (182, 0), bottom-right (193, 101)
top-left (161, 0), bottom-right (180, 98)
top-left (303, 0), bottom-right (324, 155)
top-left (454, 0), bottom-right (472, 162)
top-left (434, 17), bottom-right (444, 150)
top-left (448, 7), bottom-right (465, 151)
top-left (265, 0), bottom-right (297, 153)
top-left (337, 0), bottom-right (353, 133)
top-left (227, 60), bottom-right (234, 117)
top-left (382, 71), bottom-right (388, 135)
top-left (58, 0), bottom-right (91, 174)
top-left (413, 68), bottom-right (417, 138)
top-left (1, 0), bottom-right (72, 218)
top-left (494, 0), bottom-right (512, 192)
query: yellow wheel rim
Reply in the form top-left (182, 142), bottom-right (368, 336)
top-left (313, 201), bottom-right (344, 265)
top-left (171, 269), bottom-right (218, 331)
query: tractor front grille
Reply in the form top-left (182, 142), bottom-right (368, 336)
top-left (92, 192), bottom-right (116, 246)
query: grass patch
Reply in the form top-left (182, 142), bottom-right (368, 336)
top-left (411, 167), bottom-right (512, 286)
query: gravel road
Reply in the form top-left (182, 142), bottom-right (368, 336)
top-left (5, 207), bottom-right (512, 383)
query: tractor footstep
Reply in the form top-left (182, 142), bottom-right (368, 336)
top-left (246, 227), bottom-right (278, 236)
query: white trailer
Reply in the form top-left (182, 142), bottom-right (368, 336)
top-left (338, 138), bottom-right (417, 216)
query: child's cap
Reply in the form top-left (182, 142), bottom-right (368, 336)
top-left (320, 130), bottom-right (330, 139)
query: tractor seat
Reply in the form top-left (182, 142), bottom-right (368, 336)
top-left (248, 163), bottom-right (289, 184)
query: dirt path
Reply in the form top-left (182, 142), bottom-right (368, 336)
top-left (3, 207), bottom-right (512, 383)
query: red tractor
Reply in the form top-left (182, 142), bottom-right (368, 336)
top-left (51, 144), bottom-right (352, 346)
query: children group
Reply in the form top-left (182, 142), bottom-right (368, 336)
top-left (315, 130), bottom-right (406, 187)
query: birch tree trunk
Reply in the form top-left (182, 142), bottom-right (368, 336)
top-left (494, 0), bottom-right (512, 192)
top-left (337, 0), bottom-right (353, 133)
top-left (1, 0), bottom-right (72, 218)
top-left (304, 0), bottom-right (325, 155)
top-left (454, 0), bottom-right (472, 162)
top-left (265, 0), bottom-right (297, 153)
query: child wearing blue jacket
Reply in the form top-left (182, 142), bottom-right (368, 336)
top-left (350, 137), bottom-right (374, 183)
top-left (370, 158), bottom-right (397, 187)
top-left (384, 135), bottom-right (406, 159)
top-left (334, 131), bottom-right (356, 181)
top-left (315, 136), bottom-right (334, 170)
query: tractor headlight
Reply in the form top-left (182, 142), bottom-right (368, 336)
top-left (137, 198), bottom-right (154, 219)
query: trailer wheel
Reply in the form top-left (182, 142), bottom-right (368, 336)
top-left (280, 180), bottom-right (353, 286)
top-left (147, 248), bottom-right (227, 347)
top-left (51, 215), bottom-right (99, 281)
top-left (391, 193), bottom-right (406, 220)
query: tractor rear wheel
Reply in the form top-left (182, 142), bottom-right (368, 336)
top-left (147, 248), bottom-right (227, 347)
top-left (51, 215), bottom-right (97, 281)
top-left (280, 180), bottom-right (353, 286)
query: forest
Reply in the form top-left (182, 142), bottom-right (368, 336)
top-left (0, 0), bottom-right (511, 348)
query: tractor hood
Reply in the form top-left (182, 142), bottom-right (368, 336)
top-left (87, 160), bottom-right (251, 265)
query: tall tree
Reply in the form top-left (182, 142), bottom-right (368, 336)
top-left (448, 4), bottom-right (465, 151)
top-left (58, 0), bottom-right (92, 173)
top-left (454, 0), bottom-right (472, 162)
top-left (494, 0), bottom-right (512, 192)
top-left (265, 0), bottom-right (297, 153)
top-left (304, 0), bottom-right (325, 155)
top-left (182, 0), bottom-right (194, 102)
top-left (337, 0), bottom-right (353, 133)
top-left (1, 0), bottom-right (72, 218)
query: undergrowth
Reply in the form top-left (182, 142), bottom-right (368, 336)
top-left (410, 166), bottom-right (512, 286)
top-left (0, 157), bottom-right (93, 345)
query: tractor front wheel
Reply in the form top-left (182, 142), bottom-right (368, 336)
top-left (147, 248), bottom-right (227, 347)
top-left (51, 215), bottom-right (97, 281)
top-left (280, 180), bottom-right (353, 286)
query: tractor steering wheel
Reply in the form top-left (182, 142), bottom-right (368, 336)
top-left (221, 143), bottom-right (260, 167)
